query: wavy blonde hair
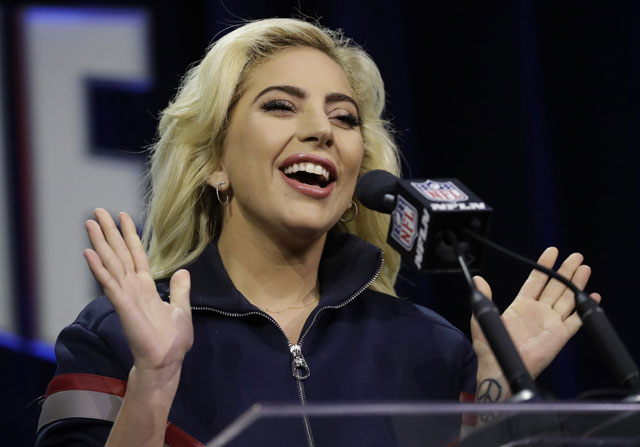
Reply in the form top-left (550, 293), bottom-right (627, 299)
top-left (144, 18), bottom-right (402, 295)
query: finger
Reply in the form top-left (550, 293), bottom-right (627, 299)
top-left (85, 219), bottom-right (126, 279)
top-left (94, 208), bottom-right (135, 273)
top-left (516, 247), bottom-right (559, 301)
top-left (553, 264), bottom-right (591, 320)
top-left (469, 313), bottom-right (483, 341)
top-left (539, 252), bottom-right (583, 306)
top-left (169, 269), bottom-right (192, 315)
top-left (562, 312), bottom-right (583, 338)
top-left (471, 276), bottom-right (492, 339)
top-left (83, 249), bottom-right (123, 306)
top-left (473, 275), bottom-right (493, 300)
top-left (119, 212), bottom-right (150, 272)
top-left (559, 293), bottom-right (601, 331)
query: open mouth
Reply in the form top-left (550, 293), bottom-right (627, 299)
top-left (279, 156), bottom-right (337, 189)
top-left (282, 162), bottom-right (333, 187)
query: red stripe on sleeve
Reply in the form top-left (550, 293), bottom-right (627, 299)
top-left (446, 437), bottom-right (460, 447)
top-left (45, 373), bottom-right (127, 398)
top-left (459, 391), bottom-right (477, 426)
top-left (44, 374), bottom-right (203, 445)
top-left (165, 422), bottom-right (204, 447)
top-left (459, 391), bottom-right (475, 403)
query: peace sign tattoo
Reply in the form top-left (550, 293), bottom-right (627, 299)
top-left (477, 378), bottom-right (503, 422)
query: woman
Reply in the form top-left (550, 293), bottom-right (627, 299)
top-left (35, 18), bottom-right (599, 447)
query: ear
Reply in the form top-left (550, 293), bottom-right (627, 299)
top-left (206, 165), bottom-right (229, 191)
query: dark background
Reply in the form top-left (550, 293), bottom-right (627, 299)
top-left (2, 0), bottom-right (639, 444)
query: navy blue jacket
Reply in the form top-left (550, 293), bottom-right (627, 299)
top-left (36, 232), bottom-right (477, 446)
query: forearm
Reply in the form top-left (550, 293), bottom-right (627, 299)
top-left (475, 358), bottom-right (511, 425)
top-left (106, 366), bottom-right (181, 447)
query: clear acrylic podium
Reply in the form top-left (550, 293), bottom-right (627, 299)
top-left (205, 401), bottom-right (640, 447)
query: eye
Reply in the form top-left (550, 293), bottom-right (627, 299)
top-left (329, 110), bottom-right (361, 129)
top-left (259, 99), bottom-right (296, 113)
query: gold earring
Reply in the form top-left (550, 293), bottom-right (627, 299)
top-left (340, 201), bottom-right (358, 223)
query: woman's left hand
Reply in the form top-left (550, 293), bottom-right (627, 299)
top-left (471, 247), bottom-right (601, 400)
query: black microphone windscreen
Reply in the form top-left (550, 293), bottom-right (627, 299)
top-left (355, 170), bottom-right (398, 213)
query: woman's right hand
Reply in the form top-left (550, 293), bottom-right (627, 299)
top-left (83, 208), bottom-right (194, 383)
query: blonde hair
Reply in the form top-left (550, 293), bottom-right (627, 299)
top-left (144, 18), bottom-right (402, 295)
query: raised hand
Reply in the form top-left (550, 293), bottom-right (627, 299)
top-left (83, 209), bottom-right (193, 381)
top-left (472, 247), bottom-right (602, 398)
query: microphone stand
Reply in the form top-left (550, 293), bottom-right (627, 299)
top-left (447, 231), bottom-right (573, 447)
top-left (447, 231), bottom-right (539, 400)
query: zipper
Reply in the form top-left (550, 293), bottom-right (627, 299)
top-left (290, 344), bottom-right (314, 446)
top-left (290, 344), bottom-right (310, 380)
top-left (190, 251), bottom-right (384, 447)
top-left (190, 305), bottom-right (319, 446)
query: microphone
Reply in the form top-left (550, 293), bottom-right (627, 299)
top-left (356, 170), bottom-right (492, 273)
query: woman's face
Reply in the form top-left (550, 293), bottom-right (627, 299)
top-left (212, 46), bottom-right (364, 243)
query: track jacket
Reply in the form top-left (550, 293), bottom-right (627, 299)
top-left (35, 232), bottom-right (477, 446)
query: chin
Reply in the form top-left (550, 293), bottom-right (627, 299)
top-left (279, 216), bottom-right (335, 242)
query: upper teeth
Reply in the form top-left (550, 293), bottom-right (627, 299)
top-left (284, 162), bottom-right (330, 182)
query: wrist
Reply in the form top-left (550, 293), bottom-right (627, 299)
top-left (105, 366), bottom-right (182, 447)
top-left (475, 354), bottom-right (503, 383)
top-left (126, 365), bottom-right (182, 412)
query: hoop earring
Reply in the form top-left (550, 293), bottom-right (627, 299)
top-left (215, 181), bottom-right (229, 205)
top-left (340, 201), bottom-right (358, 223)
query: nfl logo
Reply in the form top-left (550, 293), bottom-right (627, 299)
top-left (391, 196), bottom-right (418, 250)
top-left (411, 180), bottom-right (468, 203)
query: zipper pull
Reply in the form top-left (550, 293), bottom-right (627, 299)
top-left (290, 344), bottom-right (311, 380)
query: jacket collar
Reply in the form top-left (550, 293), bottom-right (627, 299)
top-left (186, 231), bottom-right (383, 312)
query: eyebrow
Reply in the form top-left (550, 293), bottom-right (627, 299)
top-left (252, 85), bottom-right (359, 110)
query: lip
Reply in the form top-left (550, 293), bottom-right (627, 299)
top-left (278, 153), bottom-right (337, 199)
top-left (279, 171), bottom-right (335, 198)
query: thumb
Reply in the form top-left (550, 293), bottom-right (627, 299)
top-left (473, 275), bottom-right (493, 300)
top-left (170, 269), bottom-right (191, 313)
top-left (470, 275), bottom-right (493, 345)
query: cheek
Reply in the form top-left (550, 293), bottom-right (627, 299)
top-left (236, 119), bottom-right (292, 162)
top-left (225, 120), bottom-right (280, 175)
top-left (345, 138), bottom-right (365, 178)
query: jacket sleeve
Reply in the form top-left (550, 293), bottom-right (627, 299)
top-left (35, 298), bottom-right (133, 446)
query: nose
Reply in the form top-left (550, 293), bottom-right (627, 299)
top-left (296, 107), bottom-right (334, 149)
